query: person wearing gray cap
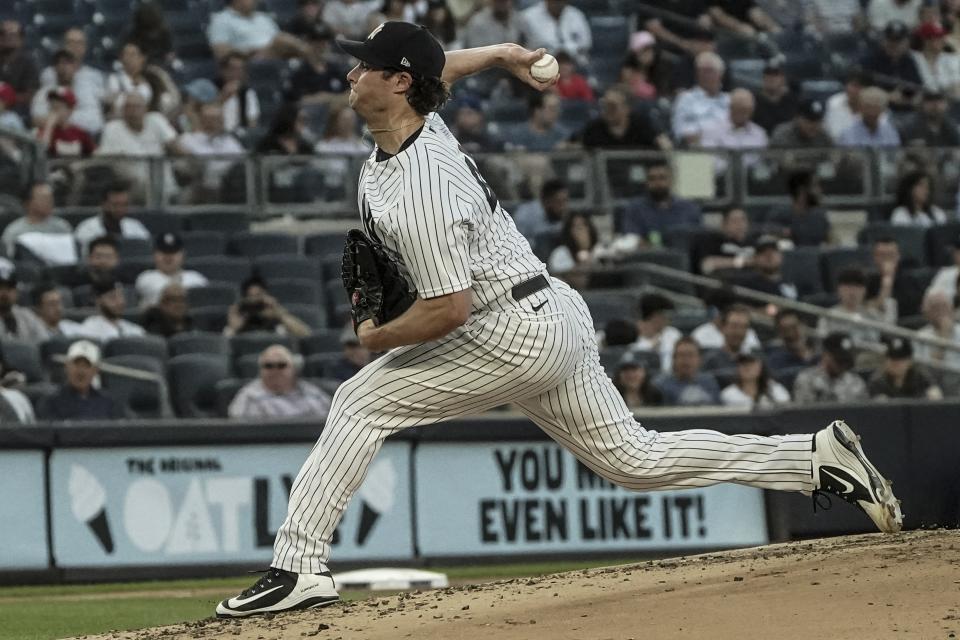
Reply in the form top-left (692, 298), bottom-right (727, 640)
top-left (868, 336), bottom-right (942, 400)
top-left (770, 98), bottom-right (833, 147)
top-left (793, 332), bottom-right (868, 404)
top-left (36, 340), bottom-right (123, 421)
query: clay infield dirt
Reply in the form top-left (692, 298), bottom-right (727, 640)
top-left (77, 529), bottom-right (959, 640)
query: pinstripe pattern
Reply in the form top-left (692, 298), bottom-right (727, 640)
top-left (270, 114), bottom-right (815, 574)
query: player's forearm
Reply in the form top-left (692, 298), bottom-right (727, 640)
top-left (442, 44), bottom-right (514, 84)
top-left (360, 292), bottom-right (471, 351)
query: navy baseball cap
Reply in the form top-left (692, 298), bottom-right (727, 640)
top-left (337, 21), bottom-right (445, 80)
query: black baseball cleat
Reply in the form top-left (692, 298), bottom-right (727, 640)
top-left (811, 419), bottom-right (903, 533)
top-left (216, 568), bottom-right (340, 618)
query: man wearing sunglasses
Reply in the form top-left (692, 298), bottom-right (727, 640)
top-left (227, 344), bottom-right (331, 419)
top-left (217, 23), bottom-right (902, 618)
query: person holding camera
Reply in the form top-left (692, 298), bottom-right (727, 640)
top-left (224, 275), bottom-right (310, 338)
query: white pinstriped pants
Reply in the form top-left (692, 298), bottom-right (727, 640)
top-left (272, 279), bottom-right (814, 573)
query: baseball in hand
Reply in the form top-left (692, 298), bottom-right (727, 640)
top-left (531, 54), bottom-right (559, 82)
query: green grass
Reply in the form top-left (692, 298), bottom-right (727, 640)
top-left (0, 558), bottom-right (646, 640)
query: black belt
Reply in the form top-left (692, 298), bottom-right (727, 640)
top-left (511, 274), bottom-right (550, 301)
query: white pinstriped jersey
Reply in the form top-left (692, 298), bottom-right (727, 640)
top-left (356, 112), bottom-right (545, 312)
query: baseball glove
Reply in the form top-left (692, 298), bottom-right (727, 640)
top-left (341, 229), bottom-right (416, 332)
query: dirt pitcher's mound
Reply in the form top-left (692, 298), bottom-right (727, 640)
top-left (88, 530), bottom-right (958, 640)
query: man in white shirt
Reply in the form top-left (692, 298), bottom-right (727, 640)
top-left (323, 0), bottom-right (383, 40)
top-left (1, 182), bottom-right (74, 261)
top-left (228, 344), bottom-right (332, 419)
top-left (926, 233), bottom-right (960, 300)
top-left (672, 51), bottom-right (730, 145)
top-left (464, 0), bottom-right (525, 49)
top-left (179, 103), bottom-right (246, 198)
top-left (825, 68), bottom-right (872, 140)
top-left (208, 0), bottom-right (310, 60)
top-left (700, 88), bottom-right (769, 149)
top-left (135, 233), bottom-right (209, 308)
top-left (520, 0), bottom-right (592, 66)
top-left (78, 280), bottom-right (146, 341)
top-left (74, 181), bottom-right (151, 256)
top-left (32, 47), bottom-right (104, 135)
top-left (30, 282), bottom-right (81, 339)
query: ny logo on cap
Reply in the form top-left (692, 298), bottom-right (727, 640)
top-left (400, 57), bottom-right (410, 67)
top-left (368, 23), bottom-right (385, 40)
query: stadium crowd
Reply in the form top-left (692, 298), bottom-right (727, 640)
top-left (1, 0), bottom-right (960, 422)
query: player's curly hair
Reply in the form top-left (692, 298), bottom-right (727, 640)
top-left (382, 71), bottom-right (451, 115)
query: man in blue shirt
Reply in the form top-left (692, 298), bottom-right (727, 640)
top-left (37, 340), bottom-right (122, 421)
top-left (620, 158), bottom-right (702, 243)
top-left (655, 336), bottom-right (721, 406)
top-left (837, 86), bottom-right (901, 147)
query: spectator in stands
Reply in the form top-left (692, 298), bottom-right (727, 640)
top-left (767, 308), bottom-right (819, 371)
top-left (868, 236), bottom-right (922, 319)
top-left (654, 337), bottom-right (721, 406)
top-left (576, 86), bottom-right (670, 150)
top-left (672, 52), bottom-right (730, 146)
top-left (629, 293), bottom-right (682, 372)
top-left (720, 353), bottom-right (791, 409)
top-left (640, 0), bottom-right (715, 58)
top-left (323, 0), bottom-right (382, 40)
top-left (520, 0), bottom-right (592, 67)
top-left (770, 98), bottom-right (833, 148)
top-left (285, 26), bottom-right (348, 106)
top-left (619, 158), bottom-right (702, 245)
top-left (702, 304), bottom-right (757, 371)
top-left (179, 79), bottom-right (219, 134)
top-left (105, 42), bottom-right (179, 118)
top-left (179, 103), bottom-right (246, 200)
top-left (451, 99), bottom-right (503, 152)
top-left (37, 340), bottom-right (123, 421)
top-left (752, 57), bottom-right (796, 135)
top-left (0, 354), bottom-right (35, 424)
top-left (207, 0), bottom-right (311, 60)
top-left (916, 290), bottom-right (960, 369)
top-left (692, 290), bottom-right (762, 351)
top-left (806, 0), bottom-right (866, 34)
top-left (1, 182), bottom-right (73, 259)
top-left (30, 283), bottom-right (81, 339)
top-left (79, 280), bottom-right (146, 340)
top-left (74, 182), bottom-right (151, 256)
top-left (217, 53), bottom-right (261, 134)
top-left (925, 232), bottom-right (960, 300)
top-left (793, 331), bottom-right (868, 403)
top-left (314, 105), bottom-right (369, 154)
top-left (620, 32), bottom-right (674, 100)
top-left (869, 336), bottom-right (943, 399)
top-left (708, 0), bottom-right (782, 34)
top-left (860, 21), bottom-right (923, 105)
top-left (33, 48), bottom-right (104, 136)
top-left (229, 344), bottom-right (331, 418)
top-left (0, 264), bottom-right (47, 342)
top-left (868, 0), bottom-right (922, 31)
top-left (699, 88), bottom-right (769, 150)
top-left (762, 169), bottom-right (831, 246)
top-left (737, 235), bottom-right (799, 300)
top-left (142, 282), bottom-right (194, 338)
top-left (225, 275), bottom-right (311, 338)
top-left (510, 92), bottom-right (568, 152)
top-left (463, 0), bottom-right (524, 49)
top-left (890, 170), bottom-right (949, 226)
top-left (257, 103), bottom-right (314, 154)
top-left (825, 67), bottom-right (872, 140)
top-left (553, 51), bottom-right (594, 101)
top-left (912, 21), bottom-right (960, 96)
top-left (69, 236), bottom-right (119, 288)
top-left (135, 233), bottom-right (209, 308)
top-left (600, 318), bottom-right (637, 348)
top-left (816, 267), bottom-right (884, 344)
top-left (368, 0), bottom-right (420, 27)
top-left (422, 0), bottom-right (461, 50)
top-left (126, 2), bottom-right (174, 65)
top-left (513, 178), bottom-right (569, 239)
top-left (547, 212), bottom-right (599, 290)
top-left (900, 88), bottom-right (960, 146)
top-left (36, 88), bottom-right (96, 158)
top-left (697, 207), bottom-right (754, 275)
top-left (326, 327), bottom-right (372, 382)
top-left (0, 82), bottom-right (24, 132)
top-left (0, 20), bottom-right (38, 117)
top-left (613, 351), bottom-right (663, 409)
top-left (286, 0), bottom-right (323, 38)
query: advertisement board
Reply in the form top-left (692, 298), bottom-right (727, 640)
top-left (0, 451), bottom-right (49, 569)
top-left (415, 442), bottom-right (768, 555)
top-left (49, 443), bottom-right (412, 567)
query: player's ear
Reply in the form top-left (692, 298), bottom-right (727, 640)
top-left (393, 71), bottom-right (414, 94)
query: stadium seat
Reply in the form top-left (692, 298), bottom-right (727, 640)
top-left (589, 16), bottom-right (629, 55)
top-left (304, 353), bottom-right (339, 378)
top-left (858, 224), bottom-right (926, 266)
top-left (299, 329), bottom-right (343, 356)
top-left (215, 378), bottom-right (246, 417)
top-left (115, 257), bottom-right (154, 284)
top-left (579, 290), bottom-right (636, 327)
top-left (781, 247), bottom-right (824, 296)
top-left (304, 233), bottom-right (346, 258)
top-left (102, 335), bottom-right (168, 364)
top-left (185, 211), bottom-right (250, 234)
top-left (819, 247), bottom-right (871, 292)
top-left (927, 222), bottom-right (960, 266)
top-left (229, 232), bottom-right (300, 258)
top-left (167, 353), bottom-right (231, 418)
top-left (254, 255), bottom-right (323, 282)
top-left (187, 283), bottom-right (238, 308)
top-left (188, 256), bottom-right (252, 285)
top-left (181, 231), bottom-right (228, 258)
top-left (284, 303), bottom-right (327, 331)
top-left (268, 278), bottom-right (322, 307)
top-left (137, 211), bottom-right (183, 238)
top-left (101, 354), bottom-right (168, 419)
top-left (116, 237), bottom-right (154, 260)
top-left (324, 278), bottom-right (351, 326)
top-left (190, 306), bottom-right (229, 333)
top-left (1, 339), bottom-right (45, 383)
top-left (168, 332), bottom-right (231, 357)
top-left (235, 353), bottom-right (262, 378)
top-left (230, 332), bottom-right (296, 360)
